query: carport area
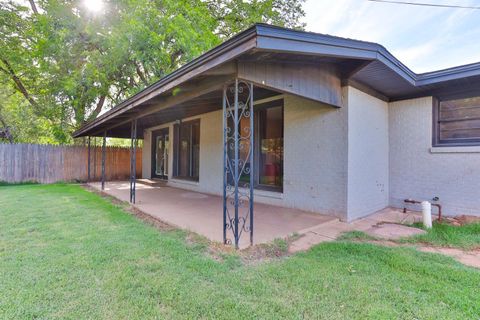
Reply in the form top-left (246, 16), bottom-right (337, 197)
top-left (88, 181), bottom-right (337, 249)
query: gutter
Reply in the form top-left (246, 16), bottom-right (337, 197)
top-left (74, 24), bottom-right (480, 137)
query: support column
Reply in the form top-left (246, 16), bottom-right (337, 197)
top-left (129, 119), bottom-right (137, 204)
top-left (101, 131), bottom-right (106, 190)
top-left (222, 86), bottom-right (227, 244)
top-left (248, 82), bottom-right (254, 246)
top-left (93, 137), bottom-right (97, 180)
top-left (223, 79), bottom-right (254, 248)
top-left (87, 136), bottom-right (91, 182)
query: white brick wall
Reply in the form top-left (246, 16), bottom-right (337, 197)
top-left (143, 94), bottom-right (349, 219)
top-left (142, 110), bottom-right (223, 195)
top-left (141, 88), bottom-right (480, 220)
top-left (283, 94), bottom-right (348, 219)
top-left (389, 97), bottom-right (480, 216)
top-left (347, 87), bottom-right (389, 221)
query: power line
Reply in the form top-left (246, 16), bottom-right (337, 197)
top-left (367, 0), bottom-right (480, 10)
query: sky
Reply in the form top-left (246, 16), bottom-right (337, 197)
top-left (302, 0), bottom-right (480, 73)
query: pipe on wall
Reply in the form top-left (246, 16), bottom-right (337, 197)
top-left (403, 199), bottom-right (442, 222)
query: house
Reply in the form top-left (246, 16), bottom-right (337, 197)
top-left (74, 24), bottom-right (480, 247)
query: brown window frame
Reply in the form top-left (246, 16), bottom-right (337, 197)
top-left (254, 99), bottom-right (284, 192)
top-left (433, 96), bottom-right (480, 147)
top-left (173, 119), bottom-right (200, 182)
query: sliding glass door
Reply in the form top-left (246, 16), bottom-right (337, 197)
top-left (257, 104), bottom-right (283, 190)
top-left (151, 128), bottom-right (169, 180)
top-left (227, 99), bottom-right (284, 191)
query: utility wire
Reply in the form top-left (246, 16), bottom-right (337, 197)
top-left (367, 0), bottom-right (480, 10)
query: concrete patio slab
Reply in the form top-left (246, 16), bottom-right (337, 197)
top-left (88, 181), bottom-right (337, 249)
top-left (288, 207), bottom-right (427, 252)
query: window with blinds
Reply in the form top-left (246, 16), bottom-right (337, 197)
top-left (433, 96), bottom-right (480, 146)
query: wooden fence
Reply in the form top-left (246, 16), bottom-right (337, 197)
top-left (0, 143), bottom-right (142, 184)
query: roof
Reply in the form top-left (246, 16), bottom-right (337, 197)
top-left (74, 23), bottom-right (480, 138)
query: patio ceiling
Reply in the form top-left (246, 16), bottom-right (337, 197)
top-left (104, 85), bottom-right (282, 139)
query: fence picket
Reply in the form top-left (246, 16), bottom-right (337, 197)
top-left (0, 143), bottom-right (142, 183)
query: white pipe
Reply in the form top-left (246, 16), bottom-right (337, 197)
top-left (421, 201), bottom-right (432, 229)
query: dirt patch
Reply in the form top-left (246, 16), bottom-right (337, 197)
top-left (83, 184), bottom-right (175, 232)
top-left (417, 247), bottom-right (480, 269)
top-left (446, 215), bottom-right (480, 226)
top-left (364, 223), bottom-right (426, 240)
top-left (239, 235), bottom-right (301, 265)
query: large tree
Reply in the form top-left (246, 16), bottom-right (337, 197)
top-left (0, 0), bottom-right (305, 144)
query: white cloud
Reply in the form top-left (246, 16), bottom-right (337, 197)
top-left (302, 0), bottom-right (480, 72)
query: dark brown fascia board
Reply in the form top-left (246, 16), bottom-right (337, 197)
top-left (73, 26), bottom-right (258, 137)
top-left (415, 62), bottom-right (480, 86)
top-left (254, 24), bottom-right (417, 85)
top-left (88, 74), bottom-right (233, 137)
top-left (254, 24), bottom-right (480, 87)
top-left (74, 23), bottom-right (480, 137)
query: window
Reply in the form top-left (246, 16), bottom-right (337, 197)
top-left (433, 96), bottom-right (480, 146)
top-left (228, 99), bottom-right (284, 191)
top-left (256, 103), bottom-right (284, 190)
top-left (173, 119), bottom-right (200, 181)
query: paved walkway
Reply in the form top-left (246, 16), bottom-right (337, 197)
top-left (89, 181), bottom-right (336, 249)
top-left (289, 207), bottom-right (425, 252)
top-left (288, 208), bottom-right (480, 269)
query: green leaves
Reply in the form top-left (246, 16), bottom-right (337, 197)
top-left (0, 0), bottom-right (305, 144)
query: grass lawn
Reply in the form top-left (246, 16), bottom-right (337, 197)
top-left (400, 222), bottom-right (480, 250)
top-left (1, 184), bottom-right (479, 319)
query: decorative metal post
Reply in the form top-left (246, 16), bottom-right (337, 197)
top-left (101, 130), bottom-right (106, 190)
top-left (129, 119), bottom-right (137, 203)
top-left (223, 79), bottom-right (254, 248)
top-left (87, 136), bottom-right (91, 182)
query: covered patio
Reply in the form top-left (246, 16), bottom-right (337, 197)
top-left (74, 25), bottom-right (361, 249)
top-left (89, 181), bottom-right (337, 249)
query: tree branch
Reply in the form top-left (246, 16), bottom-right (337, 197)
top-left (88, 95), bottom-right (106, 121)
top-left (28, 0), bottom-right (39, 14)
top-left (0, 58), bottom-right (39, 110)
top-left (135, 62), bottom-right (149, 87)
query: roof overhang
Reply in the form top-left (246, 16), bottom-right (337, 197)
top-left (74, 23), bottom-right (480, 138)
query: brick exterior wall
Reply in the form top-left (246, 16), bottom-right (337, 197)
top-left (143, 93), bottom-right (349, 220)
top-left (389, 97), bottom-right (480, 217)
top-left (142, 88), bottom-right (480, 220)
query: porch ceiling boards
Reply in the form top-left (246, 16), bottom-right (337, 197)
top-left (73, 23), bottom-right (480, 139)
top-left (105, 86), bottom-right (281, 138)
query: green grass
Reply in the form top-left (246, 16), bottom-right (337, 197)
top-left (338, 231), bottom-right (378, 242)
top-left (1, 184), bottom-right (479, 319)
top-left (400, 222), bottom-right (480, 249)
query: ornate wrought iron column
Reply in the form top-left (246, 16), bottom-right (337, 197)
top-left (101, 130), bottom-right (106, 190)
top-left (129, 119), bottom-right (137, 203)
top-left (223, 79), bottom-right (254, 248)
